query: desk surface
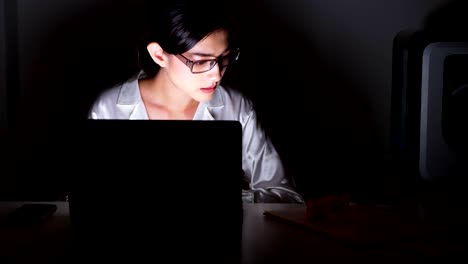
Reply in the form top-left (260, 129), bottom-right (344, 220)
top-left (0, 202), bottom-right (463, 264)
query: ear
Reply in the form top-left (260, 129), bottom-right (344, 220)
top-left (147, 42), bottom-right (168, 68)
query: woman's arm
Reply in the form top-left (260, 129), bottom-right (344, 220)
top-left (241, 109), bottom-right (304, 203)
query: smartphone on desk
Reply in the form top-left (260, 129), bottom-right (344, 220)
top-left (6, 203), bottom-right (58, 226)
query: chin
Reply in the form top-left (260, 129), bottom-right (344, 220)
top-left (196, 94), bottom-right (214, 102)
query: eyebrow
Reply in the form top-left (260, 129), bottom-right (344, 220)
top-left (189, 48), bottom-right (230, 58)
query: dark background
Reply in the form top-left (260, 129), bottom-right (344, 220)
top-left (0, 0), bottom-right (467, 202)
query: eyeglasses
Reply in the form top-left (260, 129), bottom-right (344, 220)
top-left (175, 49), bottom-right (240, 74)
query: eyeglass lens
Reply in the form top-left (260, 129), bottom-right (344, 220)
top-left (191, 50), bottom-right (239, 73)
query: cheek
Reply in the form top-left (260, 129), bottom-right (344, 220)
top-left (169, 59), bottom-right (190, 75)
top-left (168, 60), bottom-right (191, 78)
top-left (168, 63), bottom-right (201, 89)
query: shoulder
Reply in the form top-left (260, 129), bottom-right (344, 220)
top-left (206, 85), bottom-right (257, 126)
top-left (95, 72), bottom-right (142, 105)
top-left (91, 82), bottom-right (124, 110)
top-left (216, 85), bottom-right (254, 116)
top-left (88, 74), bottom-right (140, 118)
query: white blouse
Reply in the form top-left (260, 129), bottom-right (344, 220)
top-left (88, 73), bottom-right (304, 203)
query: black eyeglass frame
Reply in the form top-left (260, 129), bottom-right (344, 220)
top-left (175, 48), bottom-right (240, 74)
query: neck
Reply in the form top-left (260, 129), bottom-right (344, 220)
top-left (141, 71), bottom-right (198, 112)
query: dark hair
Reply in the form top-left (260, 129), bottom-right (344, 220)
top-left (137, 0), bottom-right (238, 77)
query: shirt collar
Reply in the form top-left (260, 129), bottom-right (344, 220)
top-left (116, 72), bottom-right (144, 106)
top-left (205, 84), bottom-right (224, 108)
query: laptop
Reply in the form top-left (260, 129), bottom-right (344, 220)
top-left (66, 119), bottom-right (243, 263)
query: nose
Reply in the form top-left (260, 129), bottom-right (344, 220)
top-left (206, 63), bottom-right (224, 83)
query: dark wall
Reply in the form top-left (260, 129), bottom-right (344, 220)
top-left (2, 0), bottom-right (147, 200)
top-left (2, 0), bottom-right (463, 201)
top-left (0, 1), bottom-right (6, 136)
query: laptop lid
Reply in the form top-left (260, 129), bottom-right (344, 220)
top-left (67, 119), bottom-right (243, 263)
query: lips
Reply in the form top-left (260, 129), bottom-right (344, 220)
top-left (200, 84), bottom-right (217, 93)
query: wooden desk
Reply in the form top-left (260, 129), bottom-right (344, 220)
top-left (0, 202), bottom-right (461, 264)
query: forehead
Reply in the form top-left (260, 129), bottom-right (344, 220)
top-left (187, 30), bottom-right (229, 55)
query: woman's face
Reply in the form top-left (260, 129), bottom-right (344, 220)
top-left (163, 29), bottom-right (231, 102)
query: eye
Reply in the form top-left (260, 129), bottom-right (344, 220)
top-left (209, 60), bottom-right (218, 67)
top-left (194, 60), bottom-right (212, 66)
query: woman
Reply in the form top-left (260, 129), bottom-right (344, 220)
top-left (88, 1), bottom-right (303, 203)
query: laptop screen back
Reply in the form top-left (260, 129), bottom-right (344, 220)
top-left (67, 119), bottom-right (243, 263)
